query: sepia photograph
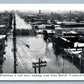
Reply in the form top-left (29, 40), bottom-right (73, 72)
top-left (0, 4), bottom-right (84, 79)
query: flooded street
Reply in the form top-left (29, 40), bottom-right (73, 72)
top-left (2, 35), bottom-right (80, 73)
top-left (1, 14), bottom-right (80, 73)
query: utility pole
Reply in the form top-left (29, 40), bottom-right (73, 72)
top-left (32, 58), bottom-right (47, 73)
top-left (38, 58), bottom-right (41, 73)
top-left (80, 48), bottom-right (84, 73)
top-left (13, 13), bottom-right (17, 73)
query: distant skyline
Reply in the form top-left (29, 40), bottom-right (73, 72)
top-left (0, 4), bottom-right (84, 12)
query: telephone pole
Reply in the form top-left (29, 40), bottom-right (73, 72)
top-left (13, 13), bottom-right (17, 73)
top-left (32, 58), bottom-right (47, 73)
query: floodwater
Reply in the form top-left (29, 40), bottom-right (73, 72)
top-left (0, 14), bottom-right (80, 73)
top-left (2, 35), bottom-right (80, 73)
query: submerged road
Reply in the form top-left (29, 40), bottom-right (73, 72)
top-left (2, 14), bottom-right (80, 73)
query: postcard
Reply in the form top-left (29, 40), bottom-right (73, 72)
top-left (0, 4), bottom-right (83, 80)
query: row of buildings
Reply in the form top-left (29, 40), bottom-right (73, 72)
top-left (0, 12), bottom-right (13, 63)
top-left (17, 10), bottom-right (84, 72)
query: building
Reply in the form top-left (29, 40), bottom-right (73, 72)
top-left (0, 35), bottom-right (6, 62)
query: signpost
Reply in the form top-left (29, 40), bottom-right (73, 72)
top-left (32, 58), bottom-right (47, 73)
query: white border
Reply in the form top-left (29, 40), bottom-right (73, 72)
top-left (0, 4), bottom-right (84, 11)
top-left (0, 74), bottom-right (84, 80)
